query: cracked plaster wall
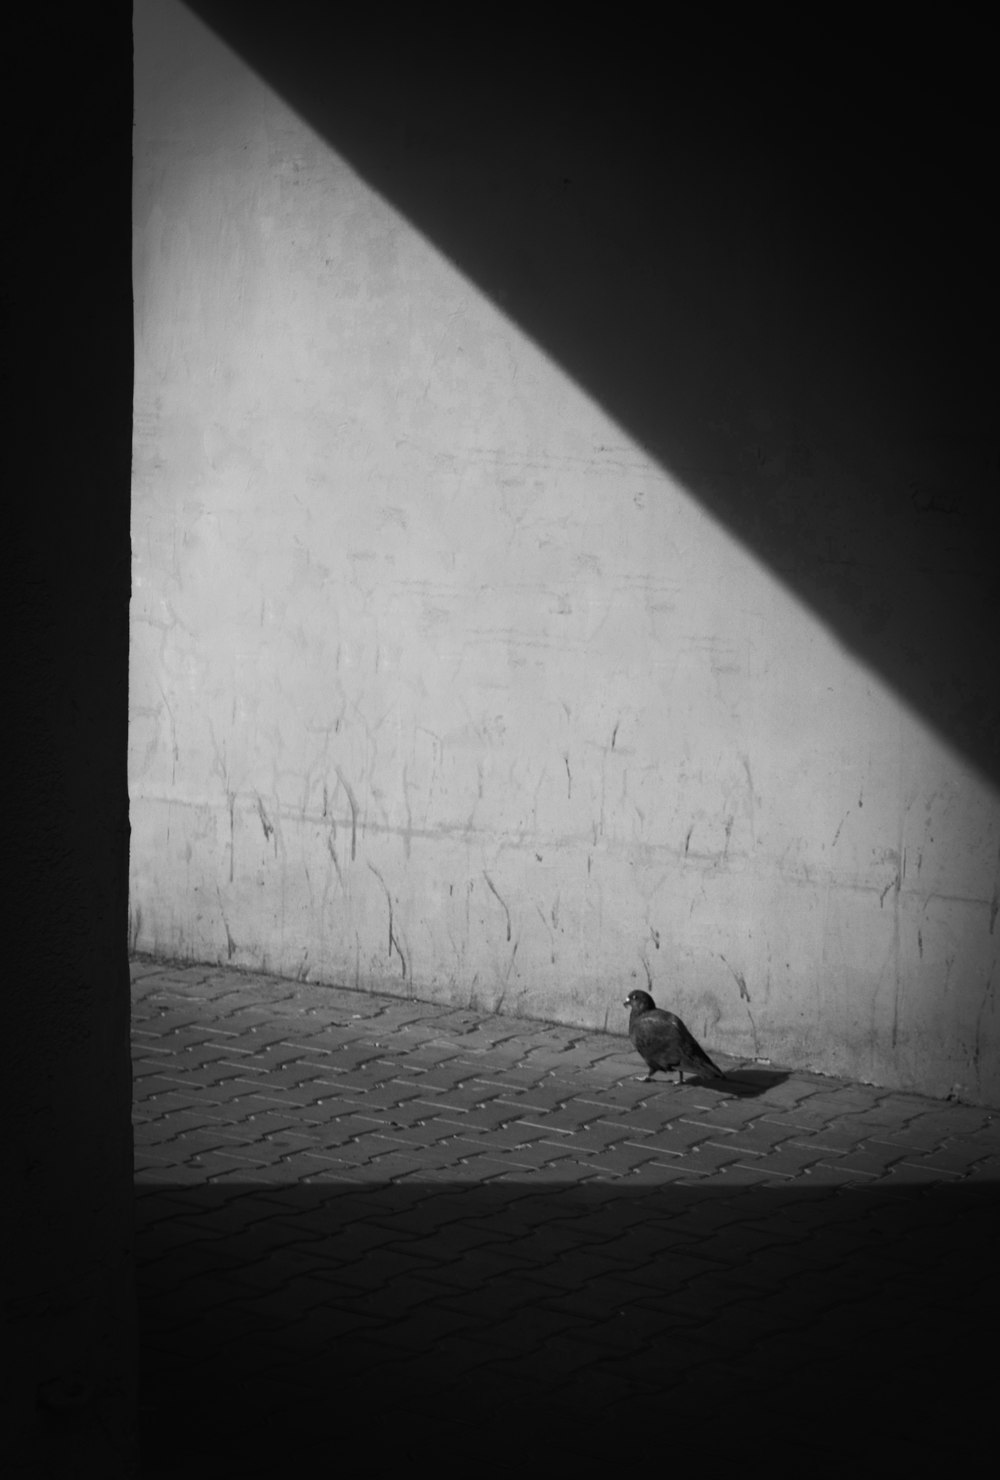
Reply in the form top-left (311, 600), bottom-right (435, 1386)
top-left (130, 2), bottom-right (998, 1103)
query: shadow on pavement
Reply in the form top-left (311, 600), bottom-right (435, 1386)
top-left (136, 1176), bottom-right (995, 1472)
top-left (709, 1068), bottom-right (791, 1097)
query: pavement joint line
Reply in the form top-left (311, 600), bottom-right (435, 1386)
top-left (898, 1160), bottom-right (963, 1177)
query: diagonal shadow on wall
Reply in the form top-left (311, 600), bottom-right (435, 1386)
top-left (182, 4), bottom-right (997, 784)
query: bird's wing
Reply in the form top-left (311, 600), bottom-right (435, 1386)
top-left (632, 1011), bottom-right (682, 1062)
top-left (675, 1019), bottom-right (724, 1075)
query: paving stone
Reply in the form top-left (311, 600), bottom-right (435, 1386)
top-left (705, 1121), bottom-right (799, 1154)
top-left (960, 1159), bottom-right (1000, 1183)
top-left (625, 1119), bottom-right (729, 1154)
top-left (605, 1103), bottom-right (695, 1133)
top-left (583, 1302), bottom-right (687, 1350)
top-left (346, 1101), bottom-right (440, 1130)
top-left (531, 1122), bottom-right (637, 1153)
top-left (358, 1148), bottom-right (472, 1179)
top-left (811, 1142), bottom-right (909, 1176)
top-left (655, 1142), bottom-right (747, 1174)
top-left (367, 1306), bottom-right (479, 1350)
top-left (473, 1303), bottom-right (590, 1351)
top-left (874, 1160), bottom-right (965, 1187)
top-left (432, 1121), bottom-right (553, 1151)
top-left (507, 1332), bottom-right (614, 1382)
top-left (890, 1141), bottom-right (997, 1175)
top-left (138, 1081), bottom-right (215, 1108)
top-left (554, 1197), bottom-right (662, 1239)
top-left (345, 1120), bottom-right (454, 1151)
top-left (511, 1102), bottom-right (627, 1133)
top-left (325, 1247), bottom-right (434, 1288)
top-left (573, 1142), bottom-right (674, 1176)
top-left (642, 1278), bottom-right (757, 1323)
top-left (613, 1248), bottom-right (725, 1291)
top-left (420, 1102), bottom-right (521, 1134)
top-left (457, 1140), bottom-right (581, 1172)
top-left (734, 1145), bottom-right (831, 1177)
top-left (439, 1274), bottom-right (565, 1320)
top-left (681, 1100), bottom-right (775, 1129)
top-left (600, 1159), bottom-right (701, 1185)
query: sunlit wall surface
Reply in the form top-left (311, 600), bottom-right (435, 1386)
top-left (131, 2), bottom-right (998, 1101)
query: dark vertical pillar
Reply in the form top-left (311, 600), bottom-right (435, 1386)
top-left (5, 5), bottom-right (136, 1472)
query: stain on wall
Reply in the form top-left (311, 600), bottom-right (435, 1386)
top-left (130, 2), bottom-right (998, 1102)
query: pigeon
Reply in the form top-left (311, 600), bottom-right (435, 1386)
top-left (623, 989), bottom-right (725, 1084)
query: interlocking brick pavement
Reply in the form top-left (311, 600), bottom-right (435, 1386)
top-left (132, 959), bottom-right (998, 1474)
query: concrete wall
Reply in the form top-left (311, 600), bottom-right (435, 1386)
top-left (130, 2), bottom-right (998, 1103)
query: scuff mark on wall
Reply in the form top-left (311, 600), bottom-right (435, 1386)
top-left (535, 903), bottom-right (556, 964)
top-left (216, 886), bottom-right (236, 960)
top-left (255, 794), bottom-right (274, 845)
top-left (878, 855), bottom-right (903, 908)
top-left (401, 761), bottom-right (414, 860)
top-left (720, 953), bottom-right (751, 1001)
top-left (740, 753), bottom-right (757, 846)
top-left (159, 681), bottom-right (179, 786)
top-left (335, 766), bottom-right (359, 861)
top-left (368, 862), bottom-right (408, 979)
top-left (973, 970), bottom-right (994, 1075)
top-left (483, 870), bottom-right (512, 942)
top-left (832, 787), bottom-right (863, 845)
top-left (492, 934), bottom-right (520, 1014)
top-left (326, 830), bottom-right (344, 888)
top-left (227, 790), bottom-right (235, 882)
top-left (720, 954), bottom-right (760, 1057)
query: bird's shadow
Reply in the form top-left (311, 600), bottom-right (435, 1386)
top-left (719, 1065), bottom-right (791, 1097)
top-left (629, 1065), bottom-right (788, 1097)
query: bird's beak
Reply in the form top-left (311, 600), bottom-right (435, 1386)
top-left (622, 997), bottom-right (630, 1006)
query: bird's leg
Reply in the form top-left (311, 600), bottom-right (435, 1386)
top-left (676, 1069), bottom-right (685, 1085)
top-left (640, 1070), bottom-right (657, 1082)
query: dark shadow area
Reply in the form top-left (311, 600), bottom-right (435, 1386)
top-left (716, 1067), bottom-right (790, 1096)
top-left (7, 4), bottom-right (135, 1472)
top-left (183, 4), bottom-right (997, 780)
top-left (137, 1177), bottom-right (995, 1472)
top-left (626, 1069), bottom-right (788, 1095)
